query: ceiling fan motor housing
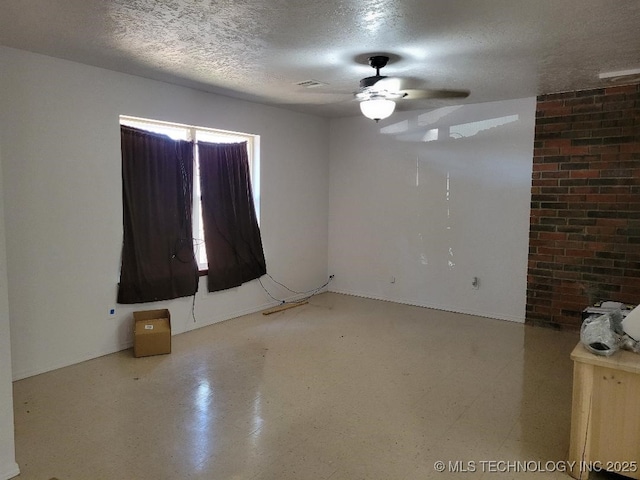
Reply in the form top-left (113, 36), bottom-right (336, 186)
top-left (368, 55), bottom-right (389, 70)
top-left (360, 55), bottom-right (390, 89)
top-left (360, 75), bottom-right (386, 89)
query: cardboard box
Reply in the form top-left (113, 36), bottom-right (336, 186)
top-left (133, 309), bottom-right (171, 358)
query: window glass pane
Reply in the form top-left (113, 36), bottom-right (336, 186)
top-left (120, 119), bottom-right (190, 141)
top-left (196, 131), bottom-right (245, 144)
top-left (193, 146), bottom-right (207, 270)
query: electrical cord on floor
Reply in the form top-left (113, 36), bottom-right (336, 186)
top-left (190, 273), bottom-right (334, 323)
top-left (259, 274), bottom-right (334, 305)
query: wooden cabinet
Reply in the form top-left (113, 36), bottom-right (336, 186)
top-left (569, 343), bottom-right (640, 479)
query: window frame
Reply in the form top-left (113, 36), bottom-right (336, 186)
top-left (119, 115), bottom-right (260, 274)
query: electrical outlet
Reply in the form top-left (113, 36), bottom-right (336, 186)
top-left (390, 276), bottom-right (396, 284)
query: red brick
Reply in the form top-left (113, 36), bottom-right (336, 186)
top-left (570, 186), bottom-right (600, 194)
top-left (558, 285), bottom-right (583, 295)
top-left (587, 163), bottom-right (613, 172)
top-left (600, 186), bottom-right (631, 194)
top-left (554, 255), bottom-right (584, 265)
top-left (552, 270), bottom-right (581, 280)
top-left (559, 146), bottom-right (591, 155)
top-left (543, 123), bottom-right (571, 132)
top-left (573, 103), bottom-right (602, 113)
top-left (620, 144), bottom-right (640, 153)
top-left (530, 254), bottom-right (554, 263)
top-left (528, 83), bottom-right (640, 327)
top-left (539, 232), bottom-right (567, 241)
top-left (533, 163), bottom-right (559, 172)
top-left (537, 100), bottom-right (565, 110)
top-left (597, 218), bottom-right (628, 226)
top-left (530, 209), bottom-right (557, 217)
top-left (621, 277), bottom-right (640, 287)
top-left (565, 249), bottom-right (594, 257)
top-left (532, 179), bottom-right (559, 187)
top-left (617, 194), bottom-right (639, 203)
top-left (544, 138), bottom-right (573, 148)
top-left (541, 171), bottom-right (570, 179)
top-left (605, 84), bottom-right (639, 95)
top-left (584, 242), bottom-right (613, 251)
top-left (585, 226), bottom-right (618, 235)
top-left (585, 194), bottom-right (617, 202)
top-left (539, 107), bottom-right (572, 117)
top-left (554, 240), bottom-right (584, 249)
top-left (534, 148), bottom-right (561, 156)
top-left (539, 247), bottom-right (565, 256)
top-left (572, 122), bottom-right (601, 130)
top-left (555, 294), bottom-right (587, 305)
top-left (533, 305), bottom-right (553, 315)
top-left (589, 145), bottom-right (620, 154)
top-left (570, 170), bottom-right (600, 178)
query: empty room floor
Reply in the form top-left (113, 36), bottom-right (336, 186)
top-left (12, 292), bottom-right (615, 479)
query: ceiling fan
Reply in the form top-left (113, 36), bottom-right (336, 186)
top-left (354, 55), bottom-right (469, 122)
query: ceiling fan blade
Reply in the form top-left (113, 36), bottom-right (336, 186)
top-left (401, 88), bottom-right (470, 100)
top-left (372, 76), bottom-right (403, 92)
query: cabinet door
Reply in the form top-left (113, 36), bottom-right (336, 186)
top-left (589, 365), bottom-right (640, 479)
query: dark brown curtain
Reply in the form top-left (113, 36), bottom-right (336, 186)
top-left (118, 126), bottom-right (199, 303)
top-left (198, 141), bottom-right (266, 292)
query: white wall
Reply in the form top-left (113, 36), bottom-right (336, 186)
top-left (0, 46), bottom-right (329, 380)
top-left (328, 98), bottom-right (535, 322)
top-left (0, 146), bottom-right (19, 480)
top-left (0, 45), bottom-right (536, 380)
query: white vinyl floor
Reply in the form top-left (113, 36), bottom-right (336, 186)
top-left (13, 292), bottom-right (622, 479)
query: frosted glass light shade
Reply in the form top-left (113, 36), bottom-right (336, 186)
top-left (360, 98), bottom-right (396, 121)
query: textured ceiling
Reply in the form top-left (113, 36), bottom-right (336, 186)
top-left (1, 0), bottom-right (639, 118)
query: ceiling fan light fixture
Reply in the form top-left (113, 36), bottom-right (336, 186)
top-left (360, 97), bottom-right (396, 122)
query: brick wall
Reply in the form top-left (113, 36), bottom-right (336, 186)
top-left (527, 83), bottom-right (640, 329)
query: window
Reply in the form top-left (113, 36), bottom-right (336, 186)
top-left (120, 116), bottom-right (260, 271)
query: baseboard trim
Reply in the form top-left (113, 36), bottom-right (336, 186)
top-left (12, 298), bottom-right (289, 381)
top-left (0, 461), bottom-right (20, 480)
top-left (328, 288), bottom-right (525, 324)
top-left (180, 299), bottom-right (280, 333)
